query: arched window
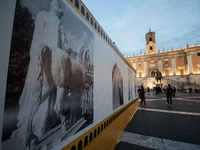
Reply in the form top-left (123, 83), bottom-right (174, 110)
top-left (94, 129), bottom-right (97, 138)
top-left (151, 71), bottom-right (155, 77)
top-left (94, 22), bottom-right (97, 29)
top-left (81, 6), bottom-right (85, 16)
top-left (84, 136), bottom-right (88, 147)
top-left (101, 124), bottom-right (103, 131)
top-left (149, 37), bottom-right (152, 41)
top-left (90, 17), bottom-right (93, 26)
top-left (75, 0), bottom-right (79, 10)
top-left (150, 47), bottom-right (152, 51)
top-left (71, 146), bottom-right (76, 150)
top-left (86, 12), bottom-right (89, 21)
top-left (98, 126), bottom-right (100, 134)
top-left (78, 140), bottom-right (83, 150)
top-left (89, 132), bottom-right (93, 142)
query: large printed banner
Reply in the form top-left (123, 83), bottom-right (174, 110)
top-left (0, 0), bottom-right (137, 150)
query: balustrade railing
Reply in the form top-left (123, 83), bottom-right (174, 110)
top-left (125, 44), bottom-right (200, 58)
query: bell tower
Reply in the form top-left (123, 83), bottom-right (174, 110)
top-left (145, 28), bottom-right (156, 54)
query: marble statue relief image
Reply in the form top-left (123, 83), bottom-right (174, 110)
top-left (3, 0), bottom-right (94, 149)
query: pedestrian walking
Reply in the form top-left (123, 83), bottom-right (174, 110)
top-left (172, 86), bottom-right (176, 97)
top-left (189, 87), bottom-right (192, 93)
top-left (166, 84), bottom-right (173, 106)
top-left (147, 87), bottom-right (150, 93)
top-left (139, 85), bottom-right (147, 106)
top-left (137, 87), bottom-right (140, 96)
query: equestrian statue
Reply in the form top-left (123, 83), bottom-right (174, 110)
top-left (155, 70), bottom-right (164, 84)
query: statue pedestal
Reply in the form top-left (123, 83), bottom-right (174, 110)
top-left (155, 83), bottom-right (163, 87)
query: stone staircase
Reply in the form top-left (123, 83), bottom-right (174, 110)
top-left (164, 77), bottom-right (200, 92)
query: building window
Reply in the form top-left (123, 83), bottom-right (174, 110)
top-left (138, 64), bottom-right (142, 70)
top-left (151, 71), bottom-right (155, 77)
top-left (81, 6), bottom-right (85, 16)
top-left (178, 56), bottom-right (183, 60)
top-left (139, 72), bottom-right (142, 77)
top-left (150, 63), bottom-right (155, 68)
top-left (71, 146), bottom-right (76, 150)
top-left (197, 53), bottom-right (200, 56)
top-left (151, 60), bottom-right (154, 63)
top-left (164, 58), bottom-right (168, 61)
top-left (150, 47), bottom-right (152, 51)
top-left (164, 61), bottom-right (169, 68)
top-left (94, 22), bottom-right (97, 29)
top-left (149, 37), bottom-right (152, 41)
top-left (78, 140), bottom-right (83, 150)
top-left (90, 17), bottom-right (93, 26)
top-left (180, 69), bottom-right (184, 75)
top-left (75, 0), bottom-right (79, 9)
top-left (98, 26), bottom-right (100, 33)
top-left (198, 66), bottom-right (200, 73)
top-left (165, 70), bottom-right (169, 76)
top-left (86, 12), bottom-right (89, 21)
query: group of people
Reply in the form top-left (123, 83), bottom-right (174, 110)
top-left (138, 84), bottom-right (175, 107)
top-left (153, 86), bottom-right (162, 94)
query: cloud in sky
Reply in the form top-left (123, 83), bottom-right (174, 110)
top-left (82, 0), bottom-right (200, 56)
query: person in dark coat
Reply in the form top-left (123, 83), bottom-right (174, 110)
top-left (166, 84), bottom-right (173, 106)
top-left (172, 86), bottom-right (176, 97)
top-left (147, 87), bottom-right (150, 93)
top-left (139, 85), bottom-right (147, 106)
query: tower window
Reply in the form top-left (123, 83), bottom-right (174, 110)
top-left (150, 47), bottom-right (152, 51)
top-left (149, 37), bottom-right (152, 41)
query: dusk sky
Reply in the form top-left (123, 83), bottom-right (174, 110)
top-left (82, 0), bottom-right (200, 56)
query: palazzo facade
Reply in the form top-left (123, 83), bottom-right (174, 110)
top-left (125, 29), bottom-right (200, 91)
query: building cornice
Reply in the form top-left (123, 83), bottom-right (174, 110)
top-left (126, 44), bottom-right (200, 61)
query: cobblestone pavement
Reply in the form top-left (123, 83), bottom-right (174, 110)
top-left (115, 92), bottom-right (200, 150)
